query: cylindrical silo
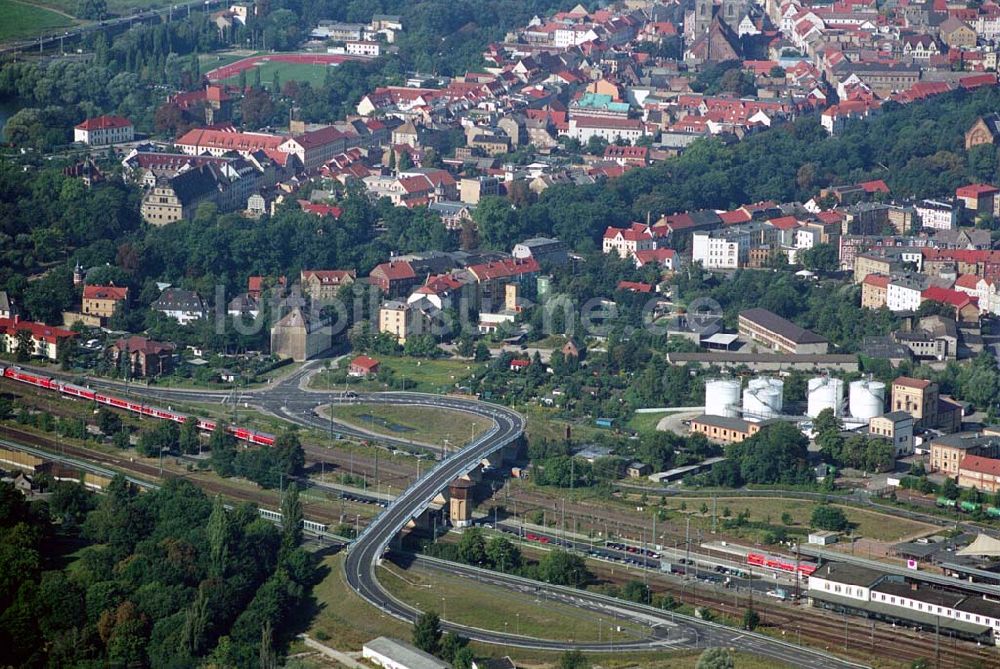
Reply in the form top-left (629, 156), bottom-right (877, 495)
top-left (742, 378), bottom-right (784, 421)
top-left (849, 380), bottom-right (885, 421)
top-left (705, 378), bottom-right (741, 418)
top-left (807, 377), bottom-right (845, 418)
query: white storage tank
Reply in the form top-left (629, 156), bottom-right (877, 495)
top-left (849, 380), bottom-right (885, 421)
top-left (742, 378), bottom-right (784, 421)
top-left (705, 378), bottom-right (741, 418)
top-left (807, 377), bottom-right (844, 418)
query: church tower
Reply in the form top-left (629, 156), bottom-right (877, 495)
top-left (694, 0), bottom-right (714, 35)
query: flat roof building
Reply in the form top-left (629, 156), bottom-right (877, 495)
top-left (362, 637), bottom-right (451, 669)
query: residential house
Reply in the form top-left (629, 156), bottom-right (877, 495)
top-left (915, 199), bottom-right (958, 231)
top-left (931, 434), bottom-right (1000, 475)
top-left (0, 291), bottom-right (15, 320)
top-left (348, 355), bottom-right (380, 377)
top-left (861, 274), bottom-right (889, 310)
top-left (512, 237), bottom-right (569, 266)
top-left (0, 317), bottom-right (76, 361)
top-left (152, 289), bottom-right (206, 325)
top-left (300, 269), bottom-right (356, 305)
top-left (74, 115), bottom-right (134, 146)
top-left (467, 257), bottom-right (540, 310)
top-left (82, 284), bottom-right (129, 320)
top-left (603, 223), bottom-right (656, 259)
top-left (634, 248), bottom-right (677, 271)
top-left (886, 276), bottom-right (927, 312)
top-left (111, 336), bottom-right (175, 377)
top-left (939, 17), bottom-right (977, 48)
top-left (460, 176), bottom-right (500, 204)
top-left (379, 300), bottom-right (429, 344)
top-left (868, 411), bottom-right (914, 457)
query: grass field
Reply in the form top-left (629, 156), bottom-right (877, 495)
top-left (626, 410), bottom-right (673, 435)
top-left (309, 555), bottom-right (796, 668)
top-left (378, 559), bottom-right (646, 643)
top-left (327, 403), bottom-right (493, 449)
top-left (313, 355), bottom-right (483, 394)
top-left (656, 496), bottom-right (937, 543)
top-left (223, 60), bottom-right (331, 89)
top-left (0, 0), bottom-right (74, 42)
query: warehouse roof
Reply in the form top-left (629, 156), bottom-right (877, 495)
top-left (739, 308), bottom-right (828, 345)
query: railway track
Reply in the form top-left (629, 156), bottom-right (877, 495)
top-left (0, 424), bottom-right (353, 526)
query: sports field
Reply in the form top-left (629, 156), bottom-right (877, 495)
top-left (0, 0), bottom-right (74, 42)
top-left (207, 52), bottom-right (366, 88)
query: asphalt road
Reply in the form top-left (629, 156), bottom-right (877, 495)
top-left (18, 363), bottom-right (864, 665)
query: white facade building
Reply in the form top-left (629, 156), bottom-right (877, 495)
top-left (886, 277), bottom-right (925, 312)
top-left (915, 199), bottom-right (958, 231)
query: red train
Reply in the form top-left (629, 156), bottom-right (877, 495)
top-left (747, 551), bottom-right (817, 576)
top-left (0, 365), bottom-right (274, 446)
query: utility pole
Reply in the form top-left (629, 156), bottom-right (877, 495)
top-left (685, 516), bottom-right (691, 579)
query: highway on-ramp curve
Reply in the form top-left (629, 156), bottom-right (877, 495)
top-left (15, 364), bottom-right (865, 666)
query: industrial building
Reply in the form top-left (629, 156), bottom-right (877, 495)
top-left (738, 308), bottom-right (829, 355)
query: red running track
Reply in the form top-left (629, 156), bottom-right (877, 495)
top-left (205, 53), bottom-right (368, 81)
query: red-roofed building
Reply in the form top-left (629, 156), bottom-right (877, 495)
top-left (369, 260), bottom-right (419, 297)
top-left (719, 209), bottom-right (752, 225)
top-left (176, 127), bottom-right (285, 157)
top-left (82, 284), bottom-right (129, 320)
top-left (509, 358), bottom-right (531, 372)
top-left (603, 223), bottom-right (656, 259)
top-left (348, 355), bottom-right (380, 377)
top-left (279, 126), bottom-right (350, 172)
top-left (959, 454), bottom-right (1000, 492)
top-left (921, 285), bottom-right (980, 321)
top-left (602, 145), bottom-right (649, 167)
top-left (956, 183), bottom-right (999, 216)
top-left (617, 280), bottom-right (653, 293)
top-left (468, 258), bottom-right (540, 307)
top-left (298, 200), bottom-right (343, 218)
top-left (111, 336), bottom-right (175, 377)
top-left (0, 317), bottom-right (77, 360)
top-left (859, 179), bottom-right (890, 195)
top-left (861, 273), bottom-right (890, 309)
top-left (74, 115), bottom-right (134, 146)
top-left (633, 248), bottom-right (677, 270)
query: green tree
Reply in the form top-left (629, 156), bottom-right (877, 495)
top-left (209, 423), bottom-right (237, 476)
top-left (696, 647), bottom-right (735, 669)
top-left (439, 633), bottom-right (469, 663)
top-left (274, 428), bottom-right (305, 478)
top-left (810, 504), bottom-right (849, 531)
top-left (280, 483), bottom-right (303, 558)
top-left (485, 535), bottom-right (521, 572)
top-left (742, 606), bottom-right (760, 631)
top-left (206, 495), bottom-right (231, 578)
top-left (412, 611), bottom-right (442, 655)
top-left (474, 342), bottom-right (491, 362)
top-left (940, 477), bottom-right (959, 500)
top-left (179, 416), bottom-right (200, 455)
top-left (456, 527), bottom-right (486, 565)
top-left (96, 407), bottom-right (123, 436)
top-left (560, 649), bottom-right (590, 669)
top-left (15, 329), bottom-right (34, 361)
top-left (538, 550), bottom-right (590, 587)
